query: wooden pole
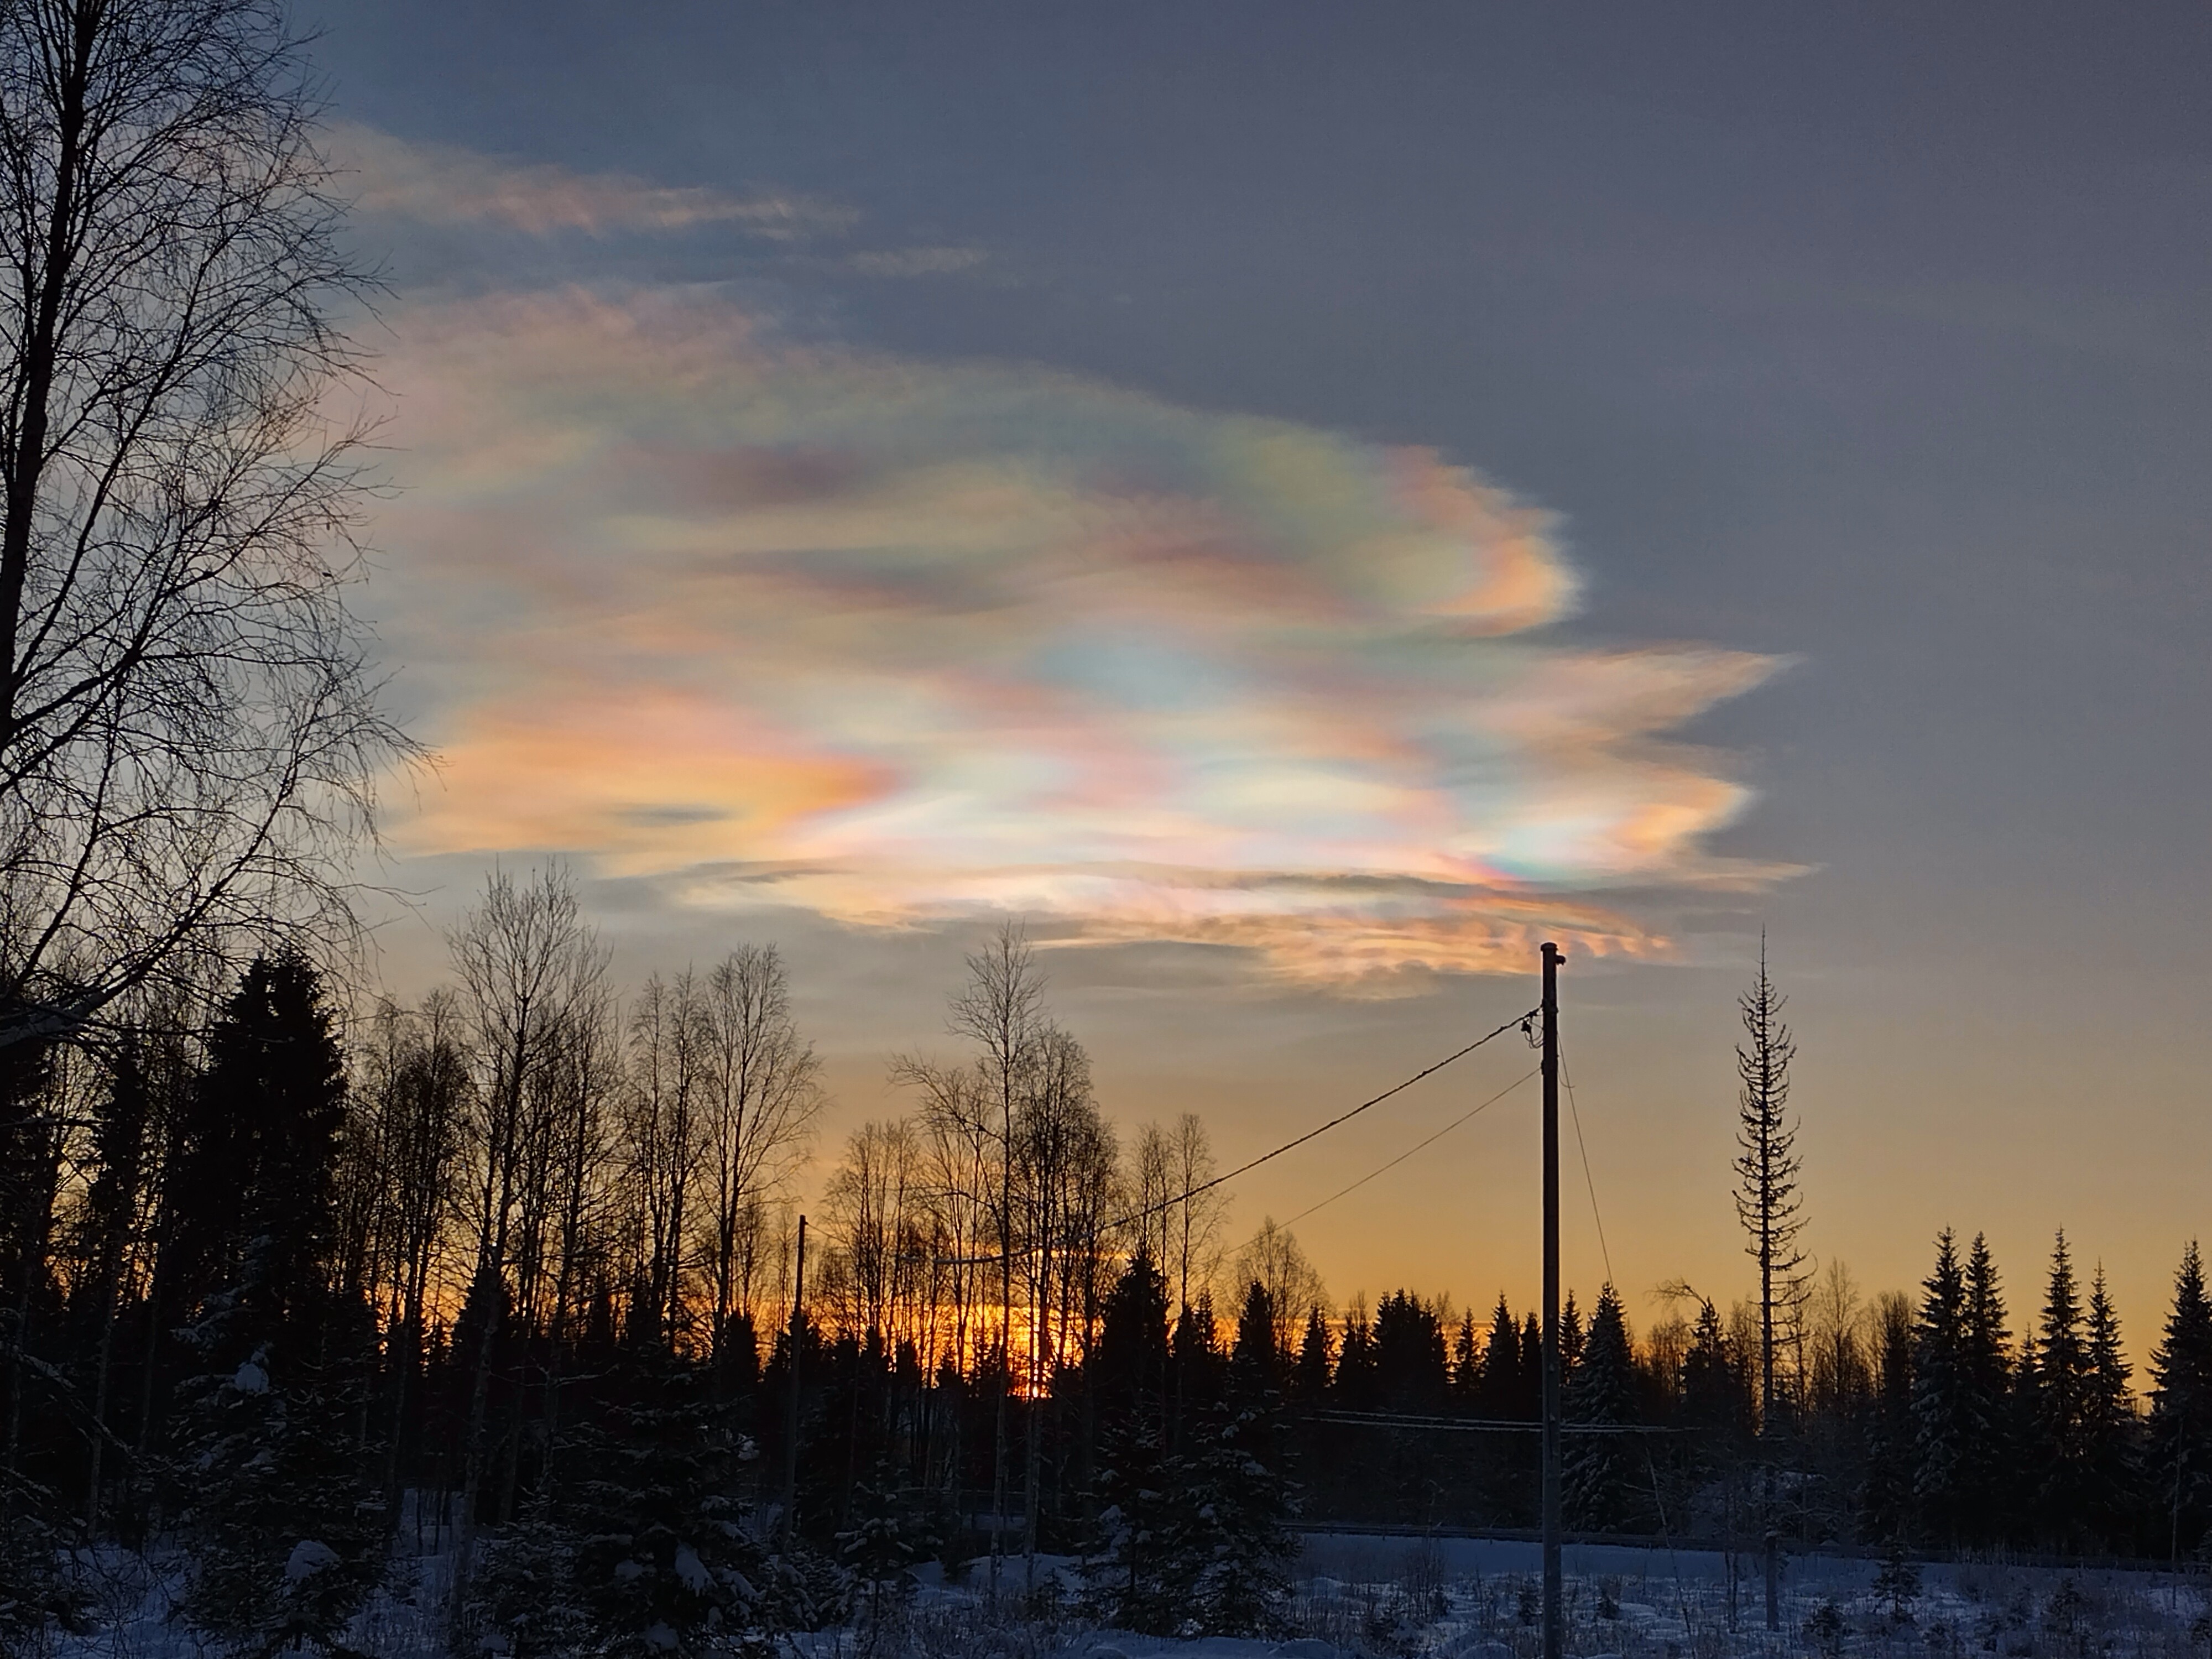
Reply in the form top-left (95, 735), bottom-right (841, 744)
top-left (782, 1214), bottom-right (806, 1538)
top-left (1541, 941), bottom-right (1564, 1659)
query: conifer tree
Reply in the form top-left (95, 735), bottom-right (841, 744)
top-left (1732, 940), bottom-right (1802, 1630)
top-left (1291, 1305), bottom-right (1333, 1403)
top-left (2032, 1231), bottom-right (2093, 1543)
top-left (1166, 1364), bottom-right (1297, 1637)
top-left (1912, 1230), bottom-right (1969, 1545)
top-left (1561, 1290), bottom-right (1585, 1374)
top-left (1481, 1297), bottom-right (1524, 1418)
top-left (469, 1340), bottom-right (825, 1656)
top-left (1518, 1312), bottom-right (1544, 1418)
top-left (1374, 1290), bottom-right (1448, 1411)
top-left (1860, 1292), bottom-right (1916, 1544)
top-left (168, 953), bottom-right (383, 1652)
top-left (1957, 1232), bottom-right (2015, 1541)
top-left (1681, 1301), bottom-right (1743, 1434)
top-left (2149, 1240), bottom-right (2212, 1557)
top-left (1232, 1280), bottom-right (1282, 1395)
top-left (1452, 1310), bottom-right (1481, 1405)
top-left (1332, 1297), bottom-right (1378, 1409)
top-left (2080, 1265), bottom-right (2138, 1550)
top-left (1564, 1285), bottom-right (1637, 1530)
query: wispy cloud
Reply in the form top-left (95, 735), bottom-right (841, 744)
top-left (331, 122), bottom-right (856, 239)
top-left (370, 287), bottom-right (1782, 984)
top-left (843, 246), bottom-right (989, 277)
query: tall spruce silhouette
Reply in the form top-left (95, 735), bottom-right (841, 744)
top-left (1731, 937), bottom-right (1802, 1630)
top-left (1912, 1229), bottom-right (1969, 1545)
top-left (2031, 1231), bottom-right (2092, 1544)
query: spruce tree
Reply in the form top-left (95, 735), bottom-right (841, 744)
top-left (1518, 1312), bottom-right (1544, 1418)
top-left (1291, 1305), bottom-right (1333, 1403)
top-left (1164, 1372), bottom-right (1297, 1636)
top-left (1481, 1296), bottom-right (1523, 1419)
top-left (1860, 1293), bottom-right (1916, 1545)
top-left (1564, 1285), bottom-right (1637, 1530)
top-left (1232, 1280), bottom-right (1281, 1395)
top-left (1332, 1298), bottom-right (1378, 1409)
top-left (1085, 1416), bottom-right (1178, 1634)
top-left (2149, 1240), bottom-right (2212, 1557)
top-left (2031, 1231), bottom-right (2092, 1544)
top-left (2080, 1266), bottom-right (2138, 1551)
top-left (1912, 1229), bottom-right (1969, 1545)
top-left (1681, 1301), bottom-right (1743, 1433)
top-left (1731, 941), bottom-right (1802, 1632)
top-left (1452, 1310), bottom-right (1481, 1406)
top-left (1957, 1232), bottom-right (2015, 1542)
top-left (168, 953), bottom-right (384, 1653)
top-left (1374, 1290), bottom-right (1447, 1411)
top-left (470, 1340), bottom-right (824, 1657)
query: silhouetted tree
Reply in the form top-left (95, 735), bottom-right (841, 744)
top-left (1566, 1284), bottom-right (1636, 1530)
top-left (2149, 1240), bottom-right (2212, 1558)
top-left (1291, 1305), bottom-right (1333, 1404)
top-left (1481, 1296), bottom-right (1525, 1419)
top-left (0, 0), bottom-right (413, 1052)
top-left (169, 953), bottom-right (382, 1651)
top-left (1733, 940), bottom-right (1802, 1629)
top-left (1912, 1229), bottom-right (1970, 1545)
top-left (2030, 1231), bottom-right (2094, 1544)
top-left (1957, 1232), bottom-right (2015, 1541)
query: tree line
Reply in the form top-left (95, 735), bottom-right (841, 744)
top-left (8, 869), bottom-right (2212, 1653)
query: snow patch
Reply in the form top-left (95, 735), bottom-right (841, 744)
top-left (284, 1538), bottom-right (340, 1582)
top-left (232, 1359), bottom-right (269, 1394)
top-left (674, 1542), bottom-right (711, 1593)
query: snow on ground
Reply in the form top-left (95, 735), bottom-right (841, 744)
top-left (34, 1517), bottom-right (2212, 1658)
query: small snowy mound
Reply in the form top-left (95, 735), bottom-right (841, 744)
top-left (284, 1539), bottom-right (340, 1583)
top-left (232, 1359), bottom-right (269, 1394)
top-left (674, 1543), bottom-right (712, 1593)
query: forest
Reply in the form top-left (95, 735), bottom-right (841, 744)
top-left (5, 866), bottom-right (2212, 1654)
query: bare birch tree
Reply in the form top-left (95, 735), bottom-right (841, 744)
top-left (698, 944), bottom-right (821, 1366)
top-left (947, 919), bottom-right (1044, 1582)
top-left (0, 0), bottom-right (411, 1048)
top-left (447, 864), bottom-right (601, 1577)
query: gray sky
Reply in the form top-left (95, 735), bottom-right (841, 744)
top-left (319, 3), bottom-right (2212, 1353)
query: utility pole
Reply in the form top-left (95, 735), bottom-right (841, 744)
top-left (1541, 941), bottom-right (1563, 1659)
top-left (782, 1214), bottom-right (806, 1540)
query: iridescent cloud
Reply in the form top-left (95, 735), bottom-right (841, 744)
top-left (369, 286), bottom-right (1782, 982)
top-left (332, 123), bottom-right (856, 239)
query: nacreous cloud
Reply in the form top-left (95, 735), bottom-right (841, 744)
top-left (333, 123), bottom-right (857, 239)
top-left (372, 287), bottom-right (1782, 983)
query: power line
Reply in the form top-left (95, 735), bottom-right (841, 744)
top-left (940, 1005), bottom-right (1539, 1269)
top-left (1100, 1004), bottom-right (1538, 1235)
top-left (1560, 1041), bottom-right (1614, 1288)
top-left (1274, 1068), bottom-right (1538, 1232)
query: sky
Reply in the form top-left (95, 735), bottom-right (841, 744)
top-left (317, 2), bottom-right (2212, 1358)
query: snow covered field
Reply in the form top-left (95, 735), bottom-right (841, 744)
top-left (36, 1530), bottom-right (2212, 1658)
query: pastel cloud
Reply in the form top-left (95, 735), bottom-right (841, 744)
top-left (332, 123), bottom-right (856, 239)
top-left (371, 286), bottom-right (1781, 983)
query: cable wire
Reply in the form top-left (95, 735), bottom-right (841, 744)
top-left (940, 1005), bottom-right (1539, 1268)
top-left (1274, 1067), bottom-right (1537, 1232)
top-left (1561, 1041), bottom-right (1615, 1287)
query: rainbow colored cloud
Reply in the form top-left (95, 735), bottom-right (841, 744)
top-left (371, 286), bottom-right (1781, 982)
